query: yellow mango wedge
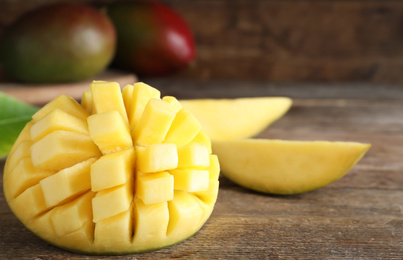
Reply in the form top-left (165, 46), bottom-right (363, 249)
top-left (179, 97), bottom-right (292, 141)
top-left (213, 139), bottom-right (370, 195)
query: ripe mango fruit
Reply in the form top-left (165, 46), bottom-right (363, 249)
top-left (3, 81), bottom-right (219, 255)
top-left (213, 139), bottom-right (370, 195)
top-left (0, 3), bottom-right (116, 83)
top-left (106, 1), bottom-right (195, 76)
top-left (179, 97), bottom-right (292, 141)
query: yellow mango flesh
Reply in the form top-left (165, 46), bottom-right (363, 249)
top-left (136, 143), bottom-right (178, 173)
top-left (3, 81), bottom-right (219, 255)
top-left (162, 96), bottom-right (183, 112)
top-left (179, 97), bottom-right (292, 141)
top-left (92, 183), bottom-right (133, 223)
top-left (90, 149), bottom-right (135, 192)
top-left (164, 108), bottom-right (201, 146)
top-left (135, 171), bottom-right (174, 205)
top-left (40, 158), bottom-right (95, 208)
top-left (30, 109), bottom-right (89, 142)
top-left (93, 207), bottom-right (133, 252)
top-left (90, 81), bottom-right (128, 123)
top-left (6, 157), bottom-right (53, 199)
top-left (213, 139), bottom-right (370, 195)
top-left (132, 199), bottom-right (169, 251)
top-left (125, 82), bottom-right (161, 128)
top-left (30, 131), bottom-right (101, 171)
top-left (87, 111), bottom-right (133, 155)
top-left (177, 143), bottom-right (210, 169)
top-left (132, 98), bottom-right (176, 146)
top-left (32, 94), bottom-right (89, 122)
top-left (50, 191), bottom-right (95, 237)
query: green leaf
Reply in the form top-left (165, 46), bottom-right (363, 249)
top-left (0, 92), bottom-right (39, 158)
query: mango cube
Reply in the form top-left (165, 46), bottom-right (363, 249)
top-left (32, 94), bottom-right (89, 122)
top-left (29, 211), bottom-right (57, 241)
top-left (169, 169), bottom-right (209, 192)
top-left (164, 108), bottom-right (201, 146)
top-left (127, 82), bottom-right (161, 128)
top-left (57, 220), bottom-right (94, 249)
top-left (167, 191), bottom-right (204, 240)
top-left (40, 158), bottom-right (95, 208)
top-left (122, 84), bottom-right (134, 115)
top-left (135, 171), bottom-right (174, 204)
top-left (133, 199), bottom-right (169, 248)
top-left (10, 184), bottom-right (47, 223)
top-left (31, 131), bottom-right (101, 171)
top-left (30, 109), bottom-right (88, 142)
top-left (7, 157), bottom-right (53, 199)
top-left (177, 143), bottom-right (210, 169)
top-left (50, 191), bottom-right (95, 237)
top-left (88, 111), bottom-right (132, 155)
top-left (92, 184), bottom-right (133, 223)
top-left (136, 143), bottom-right (178, 173)
top-left (94, 208), bottom-right (133, 250)
top-left (91, 149), bottom-right (135, 192)
top-left (132, 98), bottom-right (176, 146)
top-left (90, 81), bottom-right (128, 123)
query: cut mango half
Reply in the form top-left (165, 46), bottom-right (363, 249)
top-left (179, 97), bottom-right (292, 141)
top-left (3, 81), bottom-right (219, 255)
top-left (213, 139), bottom-right (370, 195)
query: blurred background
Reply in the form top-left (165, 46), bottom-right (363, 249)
top-left (1, 0), bottom-right (403, 97)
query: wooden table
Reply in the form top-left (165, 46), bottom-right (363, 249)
top-left (1, 80), bottom-right (402, 259)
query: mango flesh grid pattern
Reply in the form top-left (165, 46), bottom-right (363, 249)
top-left (3, 82), bottom-right (219, 254)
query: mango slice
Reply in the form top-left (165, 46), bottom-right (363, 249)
top-left (3, 81), bottom-right (219, 255)
top-left (213, 139), bottom-right (370, 195)
top-left (179, 97), bottom-right (292, 141)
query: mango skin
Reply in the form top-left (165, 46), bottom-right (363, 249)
top-left (0, 3), bottom-right (116, 83)
top-left (106, 1), bottom-right (195, 77)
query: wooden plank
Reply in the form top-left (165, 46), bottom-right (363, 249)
top-left (1, 177), bottom-right (402, 259)
top-left (172, 1), bottom-right (403, 83)
top-left (2, 1), bottom-right (403, 83)
top-left (190, 217), bottom-right (403, 259)
top-left (215, 180), bottom-right (403, 219)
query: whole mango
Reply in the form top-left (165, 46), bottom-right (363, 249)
top-left (0, 3), bottom-right (116, 83)
top-left (106, 1), bottom-right (195, 77)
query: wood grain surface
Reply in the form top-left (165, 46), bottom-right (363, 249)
top-left (171, 0), bottom-right (403, 83)
top-left (2, 0), bottom-right (403, 83)
top-left (1, 80), bottom-right (402, 259)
